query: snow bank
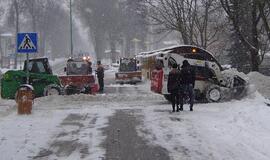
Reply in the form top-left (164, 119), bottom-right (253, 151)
top-left (138, 92), bottom-right (270, 160)
top-left (248, 72), bottom-right (270, 98)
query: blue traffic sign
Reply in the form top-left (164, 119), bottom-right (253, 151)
top-left (17, 33), bottom-right (38, 53)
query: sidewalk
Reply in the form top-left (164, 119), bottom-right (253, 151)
top-left (102, 109), bottom-right (170, 160)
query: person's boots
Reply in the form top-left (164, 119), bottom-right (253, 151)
top-left (172, 106), bottom-right (175, 112)
top-left (179, 105), bottom-right (183, 111)
top-left (190, 105), bottom-right (193, 111)
top-left (176, 105), bottom-right (180, 112)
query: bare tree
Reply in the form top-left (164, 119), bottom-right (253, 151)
top-left (119, 0), bottom-right (148, 56)
top-left (144, 0), bottom-right (225, 49)
top-left (6, 0), bottom-right (26, 68)
top-left (256, 0), bottom-right (270, 42)
top-left (77, 0), bottom-right (111, 61)
top-left (220, 0), bottom-right (270, 71)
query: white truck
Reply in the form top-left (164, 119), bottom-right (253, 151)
top-left (150, 45), bottom-right (248, 102)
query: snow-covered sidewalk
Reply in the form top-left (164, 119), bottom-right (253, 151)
top-left (0, 71), bottom-right (270, 159)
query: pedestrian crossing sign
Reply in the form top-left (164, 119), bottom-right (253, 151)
top-left (17, 33), bottom-right (38, 53)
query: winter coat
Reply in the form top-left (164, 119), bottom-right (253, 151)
top-left (96, 65), bottom-right (104, 79)
top-left (180, 64), bottom-right (196, 87)
top-left (167, 68), bottom-right (181, 93)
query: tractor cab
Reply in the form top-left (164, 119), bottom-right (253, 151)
top-left (23, 58), bottom-right (53, 74)
top-left (65, 58), bottom-right (92, 75)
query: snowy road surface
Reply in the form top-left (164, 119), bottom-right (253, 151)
top-left (0, 67), bottom-right (270, 160)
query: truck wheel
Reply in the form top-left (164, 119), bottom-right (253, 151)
top-left (44, 84), bottom-right (62, 96)
top-left (64, 85), bottom-right (79, 95)
top-left (205, 85), bottom-right (222, 102)
top-left (164, 94), bottom-right (172, 102)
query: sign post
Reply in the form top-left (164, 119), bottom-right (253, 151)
top-left (17, 33), bottom-right (38, 84)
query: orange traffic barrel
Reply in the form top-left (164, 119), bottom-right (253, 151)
top-left (15, 85), bottom-right (34, 115)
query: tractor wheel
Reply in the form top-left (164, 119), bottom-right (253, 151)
top-left (205, 85), bottom-right (222, 102)
top-left (43, 84), bottom-right (62, 96)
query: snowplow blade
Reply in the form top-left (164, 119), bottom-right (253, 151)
top-left (59, 75), bottom-right (98, 94)
top-left (221, 76), bottom-right (249, 101)
top-left (115, 71), bottom-right (142, 84)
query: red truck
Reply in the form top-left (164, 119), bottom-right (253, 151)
top-left (58, 57), bottom-right (99, 95)
top-left (115, 58), bottom-right (142, 84)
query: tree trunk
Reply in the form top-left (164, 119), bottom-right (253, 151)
top-left (14, 0), bottom-right (19, 69)
top-left (94, 31), bottom-right (105, 61)
top-left (110, 39), bottom-right (117, 63)
top-left (250, 1), bottom-right (259, 71)
top-left (125, 34), bottom-right (131, 57)
top-left (40, 31), bottom-right (45, 57)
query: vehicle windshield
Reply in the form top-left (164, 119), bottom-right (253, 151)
top-left (24, 59), bottom-right (52, 74)
top-left (67, 61), bottom-right (90, 75)
top-left (119, 58), bottom-right (137, 72)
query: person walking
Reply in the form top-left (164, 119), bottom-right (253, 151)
top-left (179, 60), bottom-right (196, 111)
top-left (167, 63), bottom-right (181, 112)
top-left (96, 60), bottom-right (104, 93)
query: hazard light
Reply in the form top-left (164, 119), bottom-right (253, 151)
top-left (83, 56), bottom-right (87, 60)
top-left (192, 48), bottom-right (197, 53)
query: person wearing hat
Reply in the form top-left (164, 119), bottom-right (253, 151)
top-left (96, 60), bottom-right (104, 93)
top-left (179, 60), bottom-right (196, 111)
top-left (167, 63), bottom-right (181, 112)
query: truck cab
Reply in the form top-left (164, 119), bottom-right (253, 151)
top-left (59, 57), bottom-right (98, 94)
top-left (115, 57), bottom-right (142, 84)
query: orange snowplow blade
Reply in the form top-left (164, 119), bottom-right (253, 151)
top-left (59, 75), bottom-right (98, 93)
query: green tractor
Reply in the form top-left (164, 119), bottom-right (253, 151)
top-left (1, 58), bottom-right (63, 99)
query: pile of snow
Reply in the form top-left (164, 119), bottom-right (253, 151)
top-left (248, 72), bottom-right (270, 98)
top-left (221, 68), bottom-right (249, 83)
top-left (138, 92), bottom-right (270, 160)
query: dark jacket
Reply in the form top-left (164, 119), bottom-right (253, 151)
top-left (167, 68), bottom-right (181, 93)
top-left (96, 65), bottom-right (104, 79)
top-left (180, 64), bottom-right (196, 87)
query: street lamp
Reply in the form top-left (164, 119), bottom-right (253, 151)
top-left (69, 0), bottom-right (73, 57)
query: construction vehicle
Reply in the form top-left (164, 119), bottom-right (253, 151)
top-left (1, 58), bottom-right (63, 99)
top-left (59, 57), bottom-right (98, 95)
top-left (149, 45), bottom-right (248, 102)
top-left (115, 57), bottom-right (142, 84)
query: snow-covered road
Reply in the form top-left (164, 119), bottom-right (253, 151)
top-left (0, 66), bottom-right (270, 160)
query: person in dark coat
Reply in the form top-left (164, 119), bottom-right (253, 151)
top-left (167, 63), bottom-right (181, 112)
top-left (96, 60), bottom-right (104, 93)
top-left (179, 60), bottom-right (196, 111)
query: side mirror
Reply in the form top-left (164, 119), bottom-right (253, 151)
top-left (64, 67), bottom-right (67, 72)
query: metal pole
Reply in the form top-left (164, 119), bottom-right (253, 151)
top-left (26, 53), bottom-right (29, 84)
top-left (70, 0), bottom-right (73, 57)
